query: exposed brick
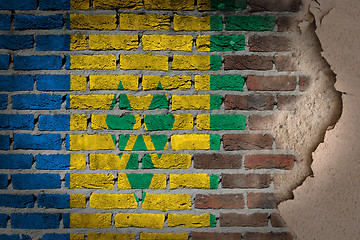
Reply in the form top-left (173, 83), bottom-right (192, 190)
top-left (223, 134), bottom-right (273, 150)
top-left (245, 154), bottom-right (295, 170)
top-left (248, 0), bottom-right (300, 12)
top-left (225, 95), bottom-right (275, 110)
top-left (247, 75), bottom-right (297, 91)
top-left (277, 95), bottom-right (301, 110)
top-left (275, 55), bottom-right (298, 71)
top-left (249, 35), bottom-right (292, 52)
top-left (191, 232), bottom-right (242, 240)
top-left (194, 154), bottom-right (242, 169)
top-left (247, 192), bottom-right (279, 209)
top-left (195, 194), bottom-right (244, 209)
top-left (277, 17), bottom-right (299, 32)
top-left (248, 114), bottom-right (275, 130)
top-left (244, 232), bottom-right (293, 240)
top-left (224, 55), bottom-right (273, 70)
top-left (220, 212), bottom-right (268, 227)
top-left (299, 75), bottom-right (311, 91)
top-left (270, 213), bottom-right (287, 227)
top-left (222, 174), bottom-right (271, 189)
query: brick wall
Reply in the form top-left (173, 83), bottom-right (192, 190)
top-left (0, 0), bottom-right (303, 239)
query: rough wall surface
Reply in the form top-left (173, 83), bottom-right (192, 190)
top-left (0, 0), bottom-right (343, 239)
top-left (279, 0), bottom-right (360, 239)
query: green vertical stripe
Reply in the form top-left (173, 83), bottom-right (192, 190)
top-left (210, 174), bottom-right (219, 189)
top-left (210, 55), bottom-right (222, 70)
top-left (210, 16), bottom-right (222, 31)
top-left (210, 214), bottom-right (217, 227)
top-left (210, 114), bottom-right (246, 130)
top-left (141, 154), bottom-right (155, 169)
top-left (210, 75), bottom-right (245, 91)
top-left (210, 35), bottom-right (245, 52)
top-left (210, 134), bottom-right (221, 150)
top-left (211, 0), bottom-right (247, 10)
top-left (226, 16), bottom-right (276, 31)
top-left (210, 95), bottom-right (222, 110)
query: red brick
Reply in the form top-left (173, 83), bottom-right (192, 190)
top-left (249, 35), bottom-right (292, 52)
top-left (245, 154), bottom-right (295, 170)
top-left (277, 17), bottom-right (299, 32)
top-left (225, 95), bottom-right (275, 110)
top-left (195, 194), bottom-right (244, 209)
top-left (244, 232), bottom-right (293, 240)
top-left (247, 75), bottom-right (297, 91)
top-left (299, 75), bottom-right (311, 91)
top-left (194, 154), bottom-right (242, 169)
top-left (247, 192), bottom-right (279, 209)
top-left (191, 232), bottom-right (242, 240)
top-left (248, 0), bottom-right (300, 12)
top-left (248, 114), bottom-right (275, 130)
top-left (224, 55), bottom-right (273, 70)
top-left (223, 134), bottom-right (273, 150)
top-left (222, 174), bottom-right (271, 189)
top-left (277, 95), bottom-right (301, 110)
top-left (220, 212), bottom-right (268, 227)
top-left (275, 55), bottom-right (298, 71)
top-left (270, 213), bottom-right (287, 227)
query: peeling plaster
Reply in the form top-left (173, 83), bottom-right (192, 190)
top-left (279, 0), bottom-right (360, 239)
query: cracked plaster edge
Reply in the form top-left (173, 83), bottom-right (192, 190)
top-left (273, 0), bottom-right (343, 231)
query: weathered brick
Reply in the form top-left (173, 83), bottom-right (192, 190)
top-left (88, 233), bottom-right (136, 240)
top-left (14, 134), bottom-right (62, 150)
top-left (277, 17), bottom-right (299, 32)
top-left (120, 13), bottom-right (170, 30)
top-left (118, 134), bottom-right (168, 151)
top-left (115, 213), bottom-right (165, 229)
top-left (0, 0), bottom-right (37, 10)
top-left (68, 14), bottom-right (116, 30)
top-left (142, 35), bottom-right (193, 51)
top-left (89, 193), bottom-right (138, 209)
top-left (224, 55), bottom-right (273, 70)
top-left (197, 35), bottom-right (245, 52)
top-left (247, 75), bottom-right (297, 91)
top-left (194, 154), bottom-right (242, 169)
top-left (220, 213), bottom-right (268, 227)
top-left (142, 153), bottom-right (191, 169)
top-left (145, 0), bottom-right (194, 10)
top-left (90, 75), bottom-right (139, 90)
top-left (0, 114), bottom-right (34, 130)
top-left (0, 14), bottom-right (11, 30)
top-left (171, 134), bottom-right (220, 150)
top-left (118, 173), bottom-right (166, 189)
top-left (64, 213), bottom-right (112, 228)
top-left (37, 75), bottom-right (86, 91)
top-left (67, 94), bottom-right (116, 110)
top-left (119, 94), bottom-right (169, 110)
top-left (66, 173), bottom-right (114, 189)
top-left (245, 154), bottom-right (294, 170)
top-left (223, 134), bottom-right (273, 150)
top-left (247, 192), bottom-right (279, 209)
top-left (248, 114), bottom-right (275, 130)
top-left (143, 75), bottom-right (191, 90)
top-left (70, 34), bottom-right (87, 50)
top-left (0, 135), bottom-right (9, 150)
top-left (195, 194), bottom-right (244, 209)
top-left (144, 114), bottom-right (193, 131)
top-left (14, 56), bottom-right (62, 70)
top-left (244, 232), bottom-right (293, 240)
top-left (0, 94), bottom-right (6, 109)
top-left (197, 114), bottom-right (246, 130)
top-left (198, 0), bottom-right (247, 11)
top-left (89, 153), bottom-right (138, 170)
top-left (226, 16), bottom-right (276, 31)
top-left (191, 232), bottom-right (242, 240)
top-left (277, 95), bottom-right (301, 110)
top-left (66, 134), bottom-right (116, 151)
top-left (172, 95), bottom-right (222, 110)
top-left (142, 193), bottom-right (191, 211)
top-left (12, 174), bottom-right (61, 190)
top-left (15, 15), bottom-right (63, 30)
top-left (120, 53), bottom-right (168, 71)
top-left (140, 232), bottom-right (188, 240)
top-left (11, 213), bottom-right (60, 229)
top-left (91, 114), bottom-right (141, 130)
top-left (170, 173), bottom-right (218, 189)
top-left (0, 194), bottom-right (35, 208)
top-left (168, 213), bottom-right (216, 228)
top-left (66, 55), bottom-right (116, 70)
top-left (275, 55), bottom-right (298, 71)
top-left (299, 76), bottom-right (311, 91)
top-left (0, 35), bottom-right (33, 50)
top-left (225, 94), bottom-right (275, 110)
top-left (270, 213), bottom-right (287, 227)
top-left (249, 35), bottom-right (292, 52)
top-left (174, 14), bottom-right (222, 31)
top-left (89, 35), bottom-right (138, 50)
top-left (248, 0), bottom-right (300, 12)
top-left (222, 174), bottom-right (271, 188)
top-left (0, 154), bottom-right (33, 169)
top-left (195, 74), bottom-right (245, 91)
top-left (93, 0), bottom-right (142, 9)
top-left (38, 194), bottom-right (70, 209)
top-left (172, 55), bottom-right (221, 70)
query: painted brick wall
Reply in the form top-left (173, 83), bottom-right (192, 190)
top-left (0, 0), bottom-right (303, 239)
